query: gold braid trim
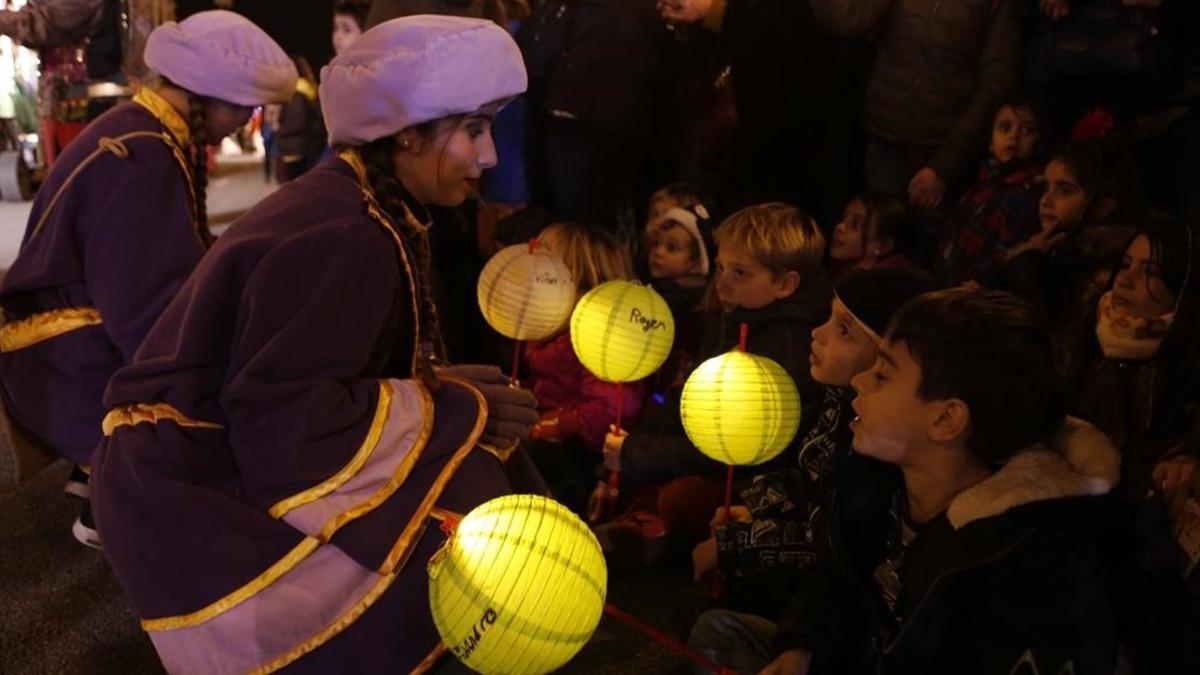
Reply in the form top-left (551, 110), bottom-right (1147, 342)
top-left (101, 402), bottom-right (224, 437)
top-left (338, 148), bottom-right (426, 376)
top-left (141, 537), bottom-right (321, 632)
top-left (250, 379), bottom-right (489, 674)
top-left (0, 307), bottom-right (102, 352)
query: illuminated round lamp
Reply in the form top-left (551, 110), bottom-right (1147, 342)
top-left (680, 350), bottom-right (802, 466)
top-left (569, 280), bottom-right (675, 384)
top-left (428, 494), bottom-right (607, 674)
top-left (478, 242), bottom-right (576, 341)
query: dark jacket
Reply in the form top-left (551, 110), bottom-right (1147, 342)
top-left (1064, 316), bottom-right (1200, 505)
top-left (936, 158), bottom-right (1043, 287)
top-left (809, 0), bottom-right (1022, 185)
top-left (1000, 222), bottom-right (1135, 333)
top-left (621, 274), bottom-right (832, 486)
top-left (517, 0), bottom-right (664, 139)
top-left (714, 387), bottom-right (903, 620)
top-left (646, 278), bottom-right (707, 396)
top-left (773, 420), bottom-right (1123, 675)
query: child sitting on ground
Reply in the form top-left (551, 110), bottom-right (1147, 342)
top-left (523, 222), bottom-right (645, 514)
top-left (937, 99), bottom-right (1047, 287)
top-left (646, 203), bottom-right (715, 392)
top-left (690, 268), bottom-right (937, 619)
top-left (828, 193), bottom-right (917, 279)
top-left (641, 182), bottom-right (711, 277)
top-left (690, 289), bottom-right (1123, 675)
top-left (597, 203), bottom-right (831, 560)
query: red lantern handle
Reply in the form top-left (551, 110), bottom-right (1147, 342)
top-left (738, 323), bottom-right (749, 352)
top-left (511, 339), bottom-right (523, 383)
top-left (606, 382), bottom-right (624, 518)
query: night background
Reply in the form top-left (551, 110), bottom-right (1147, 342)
top-left (176, 0), bottom-right (335, 74)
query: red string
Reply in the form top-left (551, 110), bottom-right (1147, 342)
top-left (738, 323), bottom-right (749, 352)
top-left (607, 382), bottom-right (624, 518)
top-left (604, 603), bottom-right (736, 675)
top-left (723, 464), bottom-right (734, 520)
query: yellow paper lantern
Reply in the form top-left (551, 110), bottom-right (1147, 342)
top-left (428, 494), bottom-right (607, 675)
top-left (569, 280), bottom-right (674, 383)
top-left (478, 243), bottom-right (577, 341)
top-left (680, 350), bottom-right (802, 466)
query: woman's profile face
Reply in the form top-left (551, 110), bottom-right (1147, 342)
top-left (205, 99), bottom-right (254, 141)
top-left (396, 104), bottom-right (502, 207)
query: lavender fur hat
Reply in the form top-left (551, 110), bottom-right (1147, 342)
top-left (144, 10), bottom-right (296, 106)
top-left (320, 15), bottom-right (527, 146)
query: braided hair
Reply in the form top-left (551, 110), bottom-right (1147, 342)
top-left (357, 127), bottom-right (447, 380)
top-left (186, 94), bottom-right (211, 242)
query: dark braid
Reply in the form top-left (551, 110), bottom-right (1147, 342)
top-left (358, 134), bottom-right (447, 380)
top-left (186, 94), bottom-right (210, 241)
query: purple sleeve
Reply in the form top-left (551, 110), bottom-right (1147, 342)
top-left (218, 223), bottom-right (402, 509)
top-left (83, 159), bottom-right (205, 362)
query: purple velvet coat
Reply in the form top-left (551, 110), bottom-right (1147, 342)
top-left (91, 155), bottom-right (513, 673)
top-left (0, 100), bottom-right (203, 464)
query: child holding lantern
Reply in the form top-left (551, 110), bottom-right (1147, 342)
top-left (522, 222), bottom-right (646, 514)
top-left (689, 268), bottom-right (937, 612)
top-left (690, 289), bottom-right (1123, 675)
top-left (598, 203), bottom-right (831, 559)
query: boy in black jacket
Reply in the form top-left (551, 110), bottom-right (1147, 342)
top-left (690, 289), bottom-right (1123, 675)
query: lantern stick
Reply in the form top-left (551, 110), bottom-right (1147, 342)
top-left (605, 382), bottom-right (625, 518)
top-left (410, 641), bottom-right (449, 675)
top-left (511, 339), bottom-right (523, 382)
top-left (603, 603), bottom-right (736, 675)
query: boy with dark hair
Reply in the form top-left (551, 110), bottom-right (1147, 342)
top-left (691, 289), bottom-right (1123, 675)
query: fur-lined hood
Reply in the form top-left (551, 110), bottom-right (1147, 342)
top-left (948, 417), bottom-right (1121, 530)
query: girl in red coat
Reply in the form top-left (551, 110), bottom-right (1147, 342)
top-left (523, 222), bottom-right (645, 513)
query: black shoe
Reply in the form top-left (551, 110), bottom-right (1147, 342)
top-left (72, 501), bottom-right (101, 550)
top-left (64, 465), bottom-right (90, 500)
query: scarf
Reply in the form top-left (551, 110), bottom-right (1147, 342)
top-left (1095, 290), bottom-right (1173, 361)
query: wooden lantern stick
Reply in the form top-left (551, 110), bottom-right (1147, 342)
top-left (606, 382), bottom-right (624, 519)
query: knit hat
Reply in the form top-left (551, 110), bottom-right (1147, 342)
top-left (836, 268), bottom-right (939, 343)
top-left (144, 11), bottom-right (297, 106)
top-left (320, 15), bottom-right (527, 146)
top-left (659, 205), bottom-right (715, 275)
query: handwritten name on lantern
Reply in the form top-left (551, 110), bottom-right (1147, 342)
top-left (478, 244), bottom-right (576, 341)
top-left (452, 607), bottom-right (499, 661)
top-left (629, 307), bottom-right (668, 333)
top-left (428, 495), bottom-right (606, 674)
top-left (570, 280), bottom-right (675, 383)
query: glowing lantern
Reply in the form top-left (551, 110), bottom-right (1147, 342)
top-left (680, 349), bottom-right (802, 466)
top-left (569, 280), bottom-right (675, 384)
top-left (478, 243), bottom-right (576, 342)
top-left (428, 494), bottom-right (607, 675)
